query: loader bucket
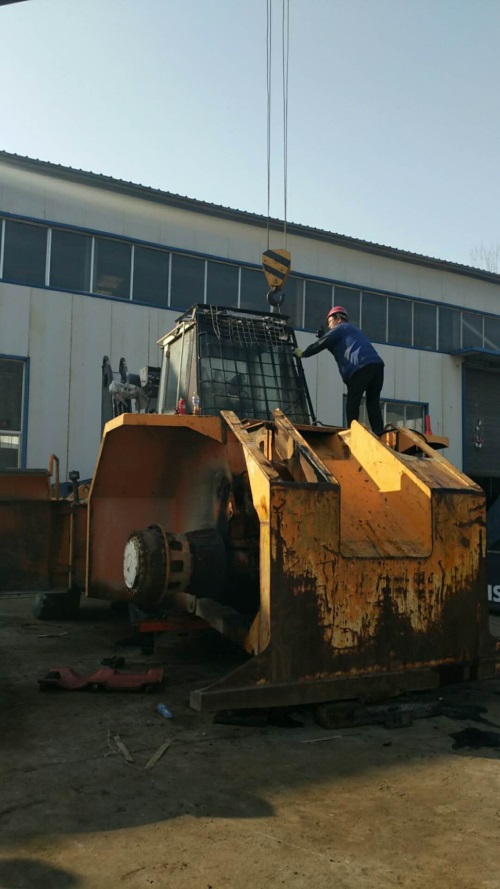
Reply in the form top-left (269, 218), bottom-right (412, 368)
top-left (189, 413), bottom-right (498, 710)
top-left (86, 410), bottom-right (498, 712)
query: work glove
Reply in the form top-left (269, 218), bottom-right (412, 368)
top-left (293, 348), bottom-right (303, 359)
top-left (316, 325), bottom-right (325, 338)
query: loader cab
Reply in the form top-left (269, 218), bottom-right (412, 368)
top-left (157, 304), bottom-right (315, 423)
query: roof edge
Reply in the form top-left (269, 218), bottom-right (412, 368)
top-left (1, 150), bottom-right (499, 286)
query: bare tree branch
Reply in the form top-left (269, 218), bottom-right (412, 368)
top-left (470, 243), bottom-right (500, 273)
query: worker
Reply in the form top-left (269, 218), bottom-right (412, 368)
top-left (294, 306), bottom-right (385, 435)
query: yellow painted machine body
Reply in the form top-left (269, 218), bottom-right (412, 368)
top-left (85, 408), bottom-right (497, 711)
top-left (2, 306), bottom-right (496, 709)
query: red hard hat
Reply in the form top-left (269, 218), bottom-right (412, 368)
top-left (327, 305), bottom-right (348, 320)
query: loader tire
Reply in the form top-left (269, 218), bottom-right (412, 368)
top-left (32, 589), bottom-right (81, 621)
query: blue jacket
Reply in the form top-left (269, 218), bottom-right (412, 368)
top-left (301, 322), bottom-right (384, 383)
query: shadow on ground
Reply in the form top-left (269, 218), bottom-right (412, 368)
top-left (1, 595), bottom-right (500, 851)
top-left (0, 858), bottom-right (81, 889)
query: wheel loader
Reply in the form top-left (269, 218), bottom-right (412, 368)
top-left (1, 304), bottom-right (498, 711)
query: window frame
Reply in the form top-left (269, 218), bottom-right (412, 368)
top-left (1, 211), bottom-right (500, 359)
top-left (0, 355), bottom-right (29, 468)
top-left (343, 395), bottom-right (427, 433)
top-left (2, 218), bottom-right (48, 287)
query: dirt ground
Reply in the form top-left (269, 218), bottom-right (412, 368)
top-left (1, 595), bottom-right (500, 889)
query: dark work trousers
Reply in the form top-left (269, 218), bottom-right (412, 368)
top-left (345, 363), bottom-right (384, 435)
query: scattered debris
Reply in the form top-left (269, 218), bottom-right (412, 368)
top-left (156, 703), bottom-right (173, 719)
top-left (114, 734), bottom-right (134, 763)
top-left (38, 666), bottom-right (165, 692)
top-left (101, 655), bottom-right (126, 668)
top-left (144, 740), bottom-right (171, 770)
top-left (36, 632), bottom-right (68, 638)
top-left (301, 735), bottom-right (344, 744)
top-left (105, 726), bottom-right (116, 757)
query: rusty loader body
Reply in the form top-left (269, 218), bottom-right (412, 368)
top-left (83, 306), bottom-right (497, 710)
top-left (1, 305), bottom-right (497, 708)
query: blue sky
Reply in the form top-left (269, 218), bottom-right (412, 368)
top-left (1, 0), bottom-right (499, 267)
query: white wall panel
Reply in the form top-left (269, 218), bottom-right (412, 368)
top-left (416, 350), bottom-right (443, 431)
top-left (147, 307), bottom-right (177, 365)
top-left (377, 344), bottom-right (395, 400)
top-left (440, 273), bottom-right (469, 307)
top-left (341, 252), bottom-right (375, 290)
top-left (109, 301), bottom-right (153, 376)
top-left (393, 266), bottom-right (423, 299)
top-left (369, 256), bottom-right (397, 294)
top-left (2, 162), bottom-right (499, 316)
top-left (393, 347), bottom-right (420, 402)
top-left (41, 177), bottom-right (90, 229)
top-left (46, 179), bottom-right (126, 235)
top-left (0, 284), bottom-right (30, 355)
top-left (5, 158), bottom-right (500, 478)
top-left (228, 230), bottom-right (267, 268)
top-left (295, 330), bottom-right (319, 419)
top-left (67, 296), bottom-right (112, 480)
top-left (147, 308), bottom-right (165, 366)
top-left (315, 348), bottom-right (345, 426)
top-left (315, 244), bottom-right (348, 282)
top-left (122, 200), bottom-right (163, 244)
top-left (193, 217), bottom-right (231, 259)
top-left (440, 356), bottom-right (464, 468)
top-left (27, 289), bottom-right (72, 475)
top-left (0, 166), bottom-right (47, 219)
top-left (159, 208), bottom-right (206, 253)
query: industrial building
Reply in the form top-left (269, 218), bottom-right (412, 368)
top-left (1, 149), bottom-right (500, 500)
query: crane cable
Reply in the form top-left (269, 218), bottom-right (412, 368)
top-left (282, 0), bottom-right (290, 251)
top-left (266, 0), bottom-right (290, 250)
top-left (266, 0), bottom-right (272, 252)
top-left (263, 0), bottom-right (291, 310)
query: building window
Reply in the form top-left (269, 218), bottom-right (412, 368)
top-left (413, 302), bottom-right (437, 350)
top-left (305, 280), bottom-right (332, 333)
top-left (347, 397), bottom-right (426, 433)
top-left (4, 213), bottom-right (500, 362)
top-left (484, 316), bottom-right (500, 352)
top-left (133, 246), bottom-right (169, 306)
top-left (333, 286), bottom-right (361, 327)
top-left (384, 400), bottom-right (425, 432)
top-left (50, 229), bottom-right (92, 292)
top-left (93, 237), bottom-right (131, 299)
top-left (170, 253), bottom-right (205, 310)
top-left (283, 276), bottom-right (304, 328)
top-left (362, 291), bottom-right (387, 343)
top-left (438, 306), bottom-right (461, 352)
top-left (240, 267), bottom-right (264, 311)
top-left (207, 261), bottom-right (239, 308)
top-left (0, 358), bottom-right (25, 468)
top-left (3, 220), bottom-right (47, 286)
top-left (388, 297), bottom-right (412, 347)
top-left (461, 311), bottom-right (483, 349)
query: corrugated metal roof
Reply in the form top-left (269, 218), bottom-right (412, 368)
top-left (1, 149), bottom-right (499, 286)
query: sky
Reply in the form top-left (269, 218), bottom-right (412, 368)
top-left (1, 0), bottom-right (499, 269)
